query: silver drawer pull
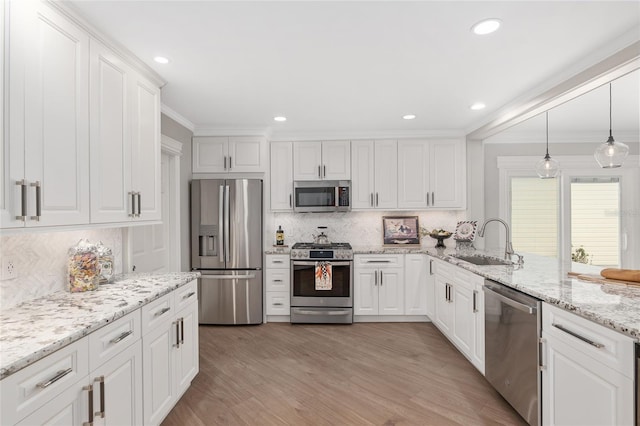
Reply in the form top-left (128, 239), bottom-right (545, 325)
top-left (154, 307), bottom-right (171, 317)
top-left (273, 302), bottom-right (283, 306)
top-left (37, 368), bottom-right (73, 389)
top-left (182, 291), bottom-right (196, 300)
top-left (110, 330), bottom-right (133, 345)
top-left (272, 260), bottom-right (284, 264)
top-left (552, 323), bottom-right (605, 348)
top-left (366, 260), bottom-right (391, 263)
top-left (273, 279), bottom-right (283, 282)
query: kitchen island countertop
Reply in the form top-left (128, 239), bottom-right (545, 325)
top-left (354, 246), bottom-right (640, 340)
top-left (0, 271), bottom-right (200, 380)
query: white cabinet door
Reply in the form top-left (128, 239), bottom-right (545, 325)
top-left (373, 140), bottom-right (398, 209)
top-left (354, 268), bottom-right (378, 315)
top-left (397, 140), bottom-right (429, 209)
top-left (192, 137), bottom-right (228, 173)
top-left (89, 39), bottom-right (131, 224)
top-left (404, 254), bottom-right (428, 315)
top-left (430, 139), bottom-right (465, 209)
top-left (21, 0), bottom-right (90, 227)
top-left (425, 257), bottom-right (436, 319)
top-left (91, 341), bottom-right (143, 426)
top-left (451, 282), bottom-right (473, 356)
top-left (542, 333), bottom-right (634, 426)
top-left (130, 71), bottom-right (161, 221)
top-left (293, 141), bottom-right (322, 180)
top-left (142, 320), bottom-right (176, 425)
top-left (15, 378), bottom-right (89, 426)
top-left (434, 275), bottom-right (453, 334)
top-left (228, 136), bottom-right (265, 172)
top-left (175, 301), bottom-right (199, 398)
top-left (378, 266), bottom-right (404, 315)
top-left (270, 142), bottom-right (293, 211)
top-left (322, 140), bottom-right (350, 180)
top-left (350, 140), bottom-right (375, 209)
top-left (472, 284), bottom-right (485, 373)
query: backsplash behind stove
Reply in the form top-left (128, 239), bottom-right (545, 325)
top-left (266, 211), bottom-right (466, 248)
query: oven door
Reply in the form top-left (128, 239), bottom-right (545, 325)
top-left (291, 260), bottom-right (353, 307)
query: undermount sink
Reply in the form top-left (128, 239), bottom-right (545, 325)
top-left (451, 255), bottom-right (513, 266)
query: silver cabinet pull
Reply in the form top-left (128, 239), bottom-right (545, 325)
top-left (374, 270), bottom-right (378, 286)
top-left (174, 320), bottom-right (181, 348)
top-left (272, 260), bottom-right (283, 264)
top-left (552, 323), bottom-right (605, 348)
top-left (224, 156), bottom-right (227, 170)
top-left (472, 290), bottom-right (478, 313)
top-left (229, 156), bottom-right (232, 170)
top-left (538, 337), bottom-right (546, 371)
top-left (128, 191), bottom-right (136, 217)
top-left (180, 317), bottom-right (185, 345)
top-left (36, 368), bottom-right (73, 388)
top-left (273, 279), bottom-right (283, 283)
top-left (83, 384), bottom-right (94, 426)
top-left (183, 291), bottom-right (196, 300)
top-left (366, 260), bottom-right (391, 263)
top-left (323, 165), bottom-right (326, 178)
top-left (94, 376), bottom-right (105, 418)
top-left (432, 192), bottom-right (435, 205)
top-left (370, 193), bottom-right (374, 207)
top-left (426, 193), bottom-right (430, 207)
top-left (273, 302), bottom-right (283, 306)
top-left (154, 306), bottom-right (171, 317)
top-left (16, 180), bottom-right (27, 221)
top-left (289, 194), bottom-right (292, 207)
top-left (375, 192), bottom-right (379, 206)
top-left (318, 165), bottom-right (321, 178)
top-left (136, 192), bottom-right (141, 217)
top-left (30, 181), bottom-right (41, 221)
top-left (429, 259), bottom-right (434, 275)
top-left (380, 271), bottom-right (383, 286)
top-left (110, 330), bottom-right (133, 344)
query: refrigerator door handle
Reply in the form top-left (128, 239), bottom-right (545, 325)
top-left (218, 185), bottom-right (225, 263)
top-left (200, 274), bottom-right (257, 280)
top-left (224, 185), bottom-right (231, 263)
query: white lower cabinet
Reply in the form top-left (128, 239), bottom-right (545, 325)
top-left (542, 303), bottom-right (634, 425)
top-left (404, 254), bottom-right (429, 315)
top-left (0, 281), bottom-right (198, 426)
top-left (142, 280), bottom-right (199, 426)
top-left (265, 254), bottom-right (290, 318)
top-left (432, 259), bottom-right (485, 373)
top-left (354, 255), bottom-right (404, 316)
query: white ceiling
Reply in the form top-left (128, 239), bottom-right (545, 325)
top-left (65, 1), bottom-right (640, 139)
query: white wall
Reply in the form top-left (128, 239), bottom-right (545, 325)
top-left (0, 228), bottom-right (123, 309)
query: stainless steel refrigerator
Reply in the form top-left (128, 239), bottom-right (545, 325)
top-left (191, 179), bottom-right (263, 325)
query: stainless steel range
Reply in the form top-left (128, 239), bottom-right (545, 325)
top-left (290, 242), bottom-right (353, 324)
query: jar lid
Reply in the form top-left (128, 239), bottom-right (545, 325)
top-left (96, 241), bottom-right (113, 256)
top-left (69, 239), bottom-right (97, 255)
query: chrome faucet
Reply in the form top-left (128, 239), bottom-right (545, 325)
top-left (478, 218), bottom-right (523, 264)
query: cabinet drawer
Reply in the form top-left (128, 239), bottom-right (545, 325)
top-left (266, 292), bottom-right (290, 315)
top-left (0, 339), bottom-right (89, 426)
top-left (266, 269), bottom-right (290, 292)
top-left (355, 254), bottom-right (402, 267)
top-left (266, 255), bottom-right (290, 269)
top-left (542, 303), bottom-right (635, 378)
top-left (141, 292), bottom-right (175, 334)
top-left (88, 309), bottom-right (141, 372)
top-left (175, 280), bottom-right (198, 313)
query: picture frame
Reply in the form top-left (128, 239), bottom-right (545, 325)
top-left (382, 216), bottom-right (420, 246)
top-left (453, 220), bottom-right (478, 241)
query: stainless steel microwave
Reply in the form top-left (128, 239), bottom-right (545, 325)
top-left (293, 181), bottom-right (351, 213)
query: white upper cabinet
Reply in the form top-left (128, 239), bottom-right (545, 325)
top-left (293, 140), bottom-right (350, 181)
top-left (269, 142), bottom-right (293, 211)
top-left (192, 136), bottom-right (266, 174)
top-left (397, 139), bottom-right (465, 210)
top-left (2, 0), bottom-right (90, 228)
top-left (351, 140), bottom-right (397, 209)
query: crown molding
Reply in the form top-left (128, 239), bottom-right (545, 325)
top-left (193, 127), bottom-right (270, 137)
top-left (485, 130), bottom-right (640, 145)
top-left (267, 128), bottom-right (466, 142)
top-left (161, 104), bottom-right (195, 132)
top-left (161, 134), bottom-right (183, 157)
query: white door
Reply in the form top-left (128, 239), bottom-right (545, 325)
top-left (378, 267), bottom-right (404, 315)
top-left (354, 268), bottom-right (377, 315)
top-left (142, 321), bottom-right (176, 425)
top-left (451, 283), bottom-right (473, 356)
top-left (404, 254), bottom-right (428, 315)
top-left (373, 140), bottom-right (398, 209)
top-left (430, 139), bottom-right (464, 209)
top-left (175, 302), bottom-right (199, 397)
top-left (434, 276), bottom-right (453, 334)
top-left (350, 140), bottom-right (375, 209)
top-left (269, 142), bottom-right (293, 211)
top-left (472, 285), bottom-right (485, 372)
top-left (398, 139), bottom-right (429, 209)
top-left (228, 136), bottom-right (264, 172)
top-left (293, 141), bottom-right (322, 180)
top-left (321, 140), bottom-right (351, 180)
top-left (130, 153), bottom-right (170, 272)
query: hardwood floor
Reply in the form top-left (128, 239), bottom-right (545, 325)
top-left (162, 322), bottom-right (527, 426)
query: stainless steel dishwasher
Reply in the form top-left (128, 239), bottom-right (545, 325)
top-left (484, 279), bottom-right (541, 426)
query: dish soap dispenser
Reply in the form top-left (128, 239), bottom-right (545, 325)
top-left (276, 225), bottom-right (285, 246)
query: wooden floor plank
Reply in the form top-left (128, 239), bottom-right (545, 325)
top-left (162, 322), bottom-right (527, 426)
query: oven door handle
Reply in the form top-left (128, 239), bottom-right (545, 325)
top-left (295, 310), bottom-right (351, 316)
top-left (291, 261), bottom-right (352, 266)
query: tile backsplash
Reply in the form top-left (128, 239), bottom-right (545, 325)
top-left (265, 211), bottom-right (466, 248)
top-left (0, 228), bottom-right (123, 309)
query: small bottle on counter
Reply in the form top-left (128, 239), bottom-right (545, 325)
top-left (276, 225), bottom-right (285, 246)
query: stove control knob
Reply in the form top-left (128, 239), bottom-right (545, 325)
top-left (291, 251), bottom-right (297, 258)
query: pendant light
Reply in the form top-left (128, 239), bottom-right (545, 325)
top-left (594, 83), bottom-right (629, 168)
top-left (536, 111), bottom-right (559, 179)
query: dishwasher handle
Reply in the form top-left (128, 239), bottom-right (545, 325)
top-left (483, 285), bottom-right (537, 314)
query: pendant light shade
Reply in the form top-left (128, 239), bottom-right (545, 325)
top-left (536, 111), bottom-right (559, 179)
top-left (594, 83), bottom-right (629, 168)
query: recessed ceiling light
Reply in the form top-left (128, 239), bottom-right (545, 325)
top-left (274, 116), bottom-right (287, 122)
top-left (470, 102), bottom-right (486, 111)
top-left (471, 19), bottom-right (502, 35)
top-left (153, 56), bottom-right (170, 64)
top-left (402, 114), bottom-right (416, 120)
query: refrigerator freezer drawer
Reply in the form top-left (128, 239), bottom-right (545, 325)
top-left (198, 272), bottom-right (263, 325)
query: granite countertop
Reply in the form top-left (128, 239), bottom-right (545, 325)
top-left (354, 246), bottom-right (640, 340)
top-left (0, 271), bottom-right (200, 380)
